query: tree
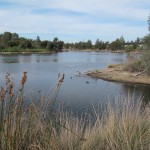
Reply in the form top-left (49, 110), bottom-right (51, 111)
top-left (110, 39), bottom-right (122, 51)
top-left (142, 34), bottom-right (150, 49)
top-left (41, 40), bottom-right (48, 48)
top-left (120, 35), bottom-right (125, 46)
top-left (86, 40), bottom-right (92, 49)
top-left (19, 39), bottom-right (32, 49)
top-left (94, 39), bottom-right (107, 50)
top-left (1, 32), bottom-right (12, 47)
top-left (95, 39), bottom-right (100, 49)
top-left (52, 37), bottom-right (64, 51)
top-left (148, 14), bottom-right (150, 32)
top-left (57, 41), bottom-right (64, 50)
top-left (11, 33), bottom-right (19, 41)
top-left (46, 41), bottom-right (54, 51)
top-left (136, 37), bottom-right (141, 44)
top-left (35, 36), bottom-right (41, 48)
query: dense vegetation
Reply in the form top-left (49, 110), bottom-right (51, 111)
top-left (0, 15), bottom-right (150, 52)
top-left (123, 50), bottom-right (150, 75)
top-left (64, 35), bottom-right (150, 51)
top-left (0, 32), bottom-right (64, 52)
top-left (0, 73), bottom-right (149, 150)
top-left (0, 31), bottom-right (150, 52)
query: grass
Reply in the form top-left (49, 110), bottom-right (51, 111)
top-left (108, 64), bottom-right (121, 68)
top-left (0, 48), bottom-right (53, 54)
top-left (0, 73), bottom-right (150, 150)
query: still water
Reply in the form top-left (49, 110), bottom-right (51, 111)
top-left (0, 52), bottom-right (150, 113)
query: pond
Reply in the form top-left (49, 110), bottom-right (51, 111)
top-left (0, 52), bottom-right (150, 114)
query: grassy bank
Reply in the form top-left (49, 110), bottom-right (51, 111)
top-left (0, 48), bottom-right (55, 54)
top-left (0, 73), bottom-right (150, 150)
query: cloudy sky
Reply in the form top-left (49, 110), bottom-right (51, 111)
top-left (0, 0), bottom-right (149, 43)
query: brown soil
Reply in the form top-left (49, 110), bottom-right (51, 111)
top-left (87, 66), bottom-right (150, 85)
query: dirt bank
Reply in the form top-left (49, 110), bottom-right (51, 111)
top-left (87, 65), bottom-right (150, 85)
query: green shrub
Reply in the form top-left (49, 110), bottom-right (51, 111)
top-left (123, 51), bottom-right (150, 74)
top-left (108, 64), bottom-right (120, 68)
top-left (125, 45), bottom-right (135, 52)
top-left (140, 50), bottom-right (150, 74)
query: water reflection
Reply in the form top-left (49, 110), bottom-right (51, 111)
top-left (121, 83), bottom-right (150, 103)
top-left (0, 55), bottom-right (20, 63)
top-left (0, 52), bottom-right (149, 113)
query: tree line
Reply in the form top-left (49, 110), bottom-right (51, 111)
top-left (0, 32), bottom-right (64, 52)
top-left (0, 31), bottom-right (150, 52)
top-left (64, 35), bottom-right (150, 52)
top-left (0, 15), bottom-right (150, 52)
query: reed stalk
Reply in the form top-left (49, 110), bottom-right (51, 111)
top-left (0, 73), bottom-right (149, 150)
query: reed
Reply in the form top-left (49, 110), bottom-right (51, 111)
top-left (0, 73), bottom-right (149, 150)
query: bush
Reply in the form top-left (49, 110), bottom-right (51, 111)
top-left (140, 50), bottom-right (150, 74)
top-left (123, 60), bottom-right (144, 72)
top-left (108, 64), bottom-right (120, 68)
top-left (123, 51), bottom-right (150, 74)
top-left (125, 45), bottom-right (135, 52)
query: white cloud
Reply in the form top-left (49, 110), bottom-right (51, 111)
top-left (0, 0), bottom-right (149, 42)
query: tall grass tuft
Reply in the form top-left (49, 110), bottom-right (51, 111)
top-left (0, 73), bottom-right (150, 150)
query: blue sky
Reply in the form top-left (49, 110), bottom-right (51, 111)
top-left (0, 0), bottom-right (149, 43)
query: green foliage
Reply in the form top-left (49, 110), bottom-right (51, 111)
top-left (19, 39), bottom-right (33, 49)
top-left (0, 44), bottom-right (4, 51)
top-left (109, 36), bottom-right (125, 51)
top-left (46, 41), bottom-right (54, 51)
top-left (142, 34), bottom-right (150, 50)
top-left (34, 36), bottom-right (41, 48)
top-left (125, 45), bottom-right (135, 52)
top-left (0, 32), bottom-right (64, 52)
top-left (110, 40), bottom-right (122, 51)
top-left (41, 40), bottom-right (48, 48)
top-left (1, 32), bottom-right (12, 46)
top-left (86, 40), bottom-right (92, 49)
top-left (124, 51), bottom-right (150, 74)
top-left (3, 46), bottom-right (20, 52)
top-left (141, 50), bottom-right (150, 74)
top-left (108, 64), bottom-right (120, 68)
top-left (95, 39), bottom-right (107, 50)
top-left (0, 31), bottom-right (149, 52)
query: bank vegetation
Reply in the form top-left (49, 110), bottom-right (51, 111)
top-left (0, 73), bottom-right (150, 150)
top-left (88, 50), bottom-right (150, 85)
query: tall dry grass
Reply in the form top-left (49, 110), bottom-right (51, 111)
top-left (0, 73), bottom-right (150, 150)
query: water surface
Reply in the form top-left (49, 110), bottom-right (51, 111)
top-left (0, 52), bottom-right (149, 113)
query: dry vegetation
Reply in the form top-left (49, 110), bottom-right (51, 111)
top-left (123, 51), bottom-right (150, 75)
top-left (88, 51), bottom-right (150, 85)
top-left (0, 73), bottom-right (150, 150)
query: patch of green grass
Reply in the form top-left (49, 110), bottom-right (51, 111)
top-left (0, 48), bottom-right (49, 53)
top-left (108, 64), bottom-right (120, 68)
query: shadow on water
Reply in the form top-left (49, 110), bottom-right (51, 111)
top-left (0, 52), bottom-right (150, 116)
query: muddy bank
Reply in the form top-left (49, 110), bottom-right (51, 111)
top-left (87, 66), bottom-right (150, 85)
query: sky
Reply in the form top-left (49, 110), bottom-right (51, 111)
top-left (0, 0), bottom-right (149, 43)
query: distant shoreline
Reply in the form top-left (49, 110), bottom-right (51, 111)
top-left (0, 51), bottom-right (55, 55)
top-left (0, 49), bottom-right (142, 55)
